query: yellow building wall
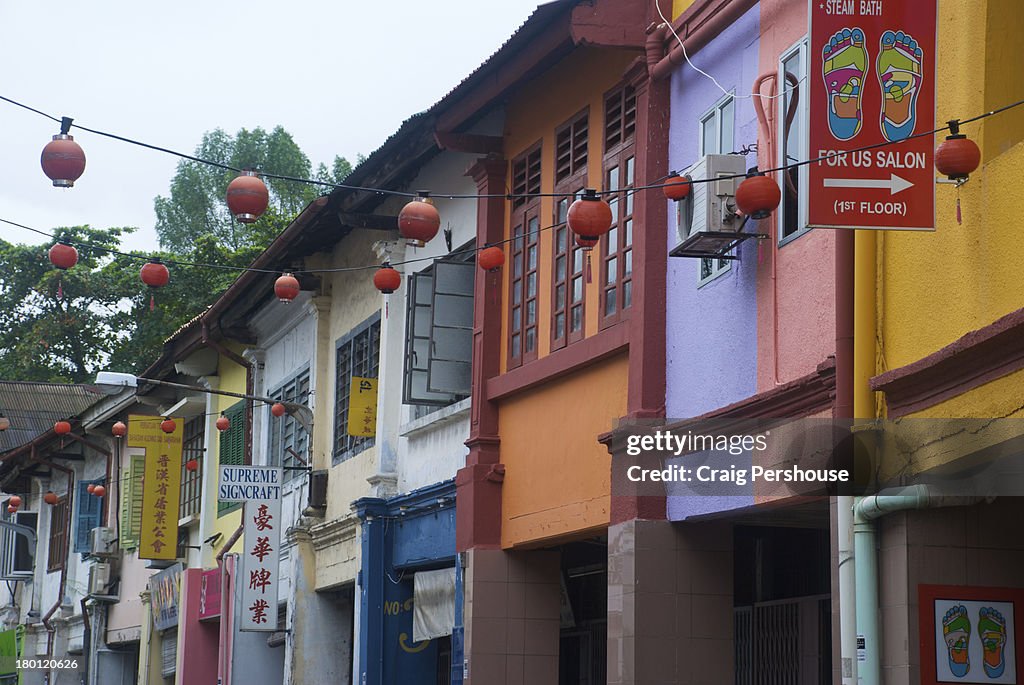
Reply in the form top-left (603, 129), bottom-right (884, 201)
top-left (878, 0), bottom-right (1024, 420)
top-left (208, 345), bottom-right (248, 558)
top-left (499, 353), bottom-right (627, 548)
top-left (671, 0), bottom-right (697, 20)
top-left (500, 46), bottom-right (640, 373)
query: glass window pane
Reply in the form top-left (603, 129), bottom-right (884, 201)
top-left (624, 219), bottom-right (633, 247)
top-left (556, 284), bottom-right (565, 308)
top-left (624, 249), bottom-right (632, 275)
top-left (556, 227), bottom-right (566, 251)
top-left (511, 334), bottom-right (520, 357)
top-left (556, 256), bottom-right (566, 280)
top-left (572, 276), bottom-right (583, 303)
top-left (720, 98), bottom-right (735, 154)
top-left (625, 192), bottom-right (634, 217)
top-left (701, 115), bottom-right (717, 155)
top-left (573, 250), bottom-right (583, 273)
top-left (555, 313), bottom-right (565, 338)
top-left (557, 200), bottom-right (568, 223)
top-left (512, 306), bottom-right (521, 328)
top-left (571, 305), bottom-right (582, 332)
top-left (606, 257), bottom-right (618, 285)
top-left (528, 245), bottom-right (537, 269)
top-left (525, 328), bottom-right (536, 352)
top-left (624, 280), bottom-right (632, 308)
top-left (609, 198), bottom-right (619, 224)
top-left (607, 227), bottom-right (618, 253)
top-left (527, 273), bottom-right (536, 297)
top-left (513, 284), bottom-right (522, 305)
top-left (527, 300), bottom-right (536, 325)
top-left (608, 166), bottom-right (620, 191)
top-left (605, 289), bottom-right (617, 316)
top-left (625, 156), bottom-right (635, 186)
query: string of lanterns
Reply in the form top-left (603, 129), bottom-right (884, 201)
top-left (34, 99), bottom-right (996, 306)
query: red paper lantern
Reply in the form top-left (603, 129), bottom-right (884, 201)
top-left (226, 170), bottom-right (269, 223)
top-left (41, 133), bottom-right (86, 188)
top-left (6, 505), bottom-right (15, 514)
top-left (160, 418), bottom-right (176, 434)
top-left (398, 195), bottom-right (441, 243)
top-left (735, 170), bottom-right (781, 220)
top-left (185, 459), bottom-right (199, 472)
top-left (92, 485), bottom-right (106, 498)
top-left (111, 421), bottom-right (128, 438)
top-left (935, 132), bottom-right (981, 181)
top-left (373, 264), bottom-right (401, 294)
top-left (478, 246), bottom-right (505, 272)
top-left (8, 495), bottom-right (22, 508)
top-left (271, 403), bottom-right (287, 418)
top-left (48, 241), bottom-right (79, 270)
top-left (567, 189), bottom-right (613, 241)
top-left (216, 415), bottom-right (230, 432)
top-left (54, 420), bottom-right (72, 435)
top-left (87, 483), bottom-right (96, 494)
top-left (663, 175), bottom-right (692, 201)
top-left (140, 258), bottom-right (170, 289)
top-left (44, 491), bottom-right (58, 506)
top-left (575, 235), bottom-right (599, 250)
top-left (275, 272), bottom-right (301, 303)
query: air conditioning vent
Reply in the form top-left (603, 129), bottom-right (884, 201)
top-left (90, 526), bottom-right (117, 557)
top-left (88, 562), bottom-right (112, 596)
top-left (670, 154), bottom-right (770, 259)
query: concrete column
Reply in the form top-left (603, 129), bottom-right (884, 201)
top-left (462, 548), bottom-right (561, 685)
top-left (607, 519), bottom-right (734, 685)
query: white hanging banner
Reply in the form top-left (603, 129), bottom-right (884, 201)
top-left (236, 467), bottom-right (282, 632)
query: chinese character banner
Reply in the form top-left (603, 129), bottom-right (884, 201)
top-left (131, 415), bottom-right (184, 560)
top-left (239, 467), bottom-right (282, 631)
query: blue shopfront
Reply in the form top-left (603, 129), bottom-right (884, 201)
top-left (355, 480), bottom-right (462, 685)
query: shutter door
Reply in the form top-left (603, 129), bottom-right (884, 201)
top-left (160, 630), bottom-right (177, 677)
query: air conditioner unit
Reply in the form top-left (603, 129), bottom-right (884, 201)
top-left (670, 153), bottom-right (770, 260)
top-left (88, 562), bottom-right (111, 596)
top-left (90, 526), bottom-right (117, 557)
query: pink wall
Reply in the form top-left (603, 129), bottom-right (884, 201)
top-left (179, 568), bottom-right (220, 684)
top-left (755, 0), bottom-right (837, 391)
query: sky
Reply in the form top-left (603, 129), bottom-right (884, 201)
top-left (0, 0), bottom-right (544, 252)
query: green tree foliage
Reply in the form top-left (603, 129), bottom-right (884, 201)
top-left (0, 227), bottom-right (130, 382)
top-left (155, 126), bottom-right (354, 253)
top-left (0, 126), bottom-right (357, 382)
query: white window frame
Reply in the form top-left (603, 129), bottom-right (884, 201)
top-left (698, 93), bottom-right (736, 284)
top-left (777, 38), bottom-right (810, 246)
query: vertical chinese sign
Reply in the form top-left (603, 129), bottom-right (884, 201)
top-left (128, 415), bottom-right (183, 560)
top-left (808, 0), bottom-right (936, 230)
top-left (348, 377), bottom-right (377, 437)
top-left (218, 465), bottom-right (282, 631)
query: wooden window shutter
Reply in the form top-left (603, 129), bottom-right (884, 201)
top-left (120, 454), bottom-right (145, 549)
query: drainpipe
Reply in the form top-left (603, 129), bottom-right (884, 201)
top-left (836, 218), bottom-right (857, 684)
top-left (852, 486), bottom-right (983, 685)
top-left (31, 444), bottom-right (75, 658)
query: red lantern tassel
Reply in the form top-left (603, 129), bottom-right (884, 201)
top-left (586, 252), bottom-right (592, 284)
top-left (150, 293), bottom-right (156, 312)
top-left (57, 278), bottom-right (63, 300)
top-left (956, 192), bottom-right (962, 225)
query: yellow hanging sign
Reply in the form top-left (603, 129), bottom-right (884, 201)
top-left (347, 377), bottom-right (378, 437)
top-left (129, 415), bottom-right (184, 560)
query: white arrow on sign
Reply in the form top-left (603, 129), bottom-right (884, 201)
top-left (823, 173), bottom-right (914, 195)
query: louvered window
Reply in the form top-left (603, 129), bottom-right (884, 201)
top-left (270, 369), bottom-right (311, 480)
top-left (555, 110), bottom-right (588, 184)
top-left (601, 85), bottom-right (637, 328)
top-left (180, 416), bottom-right (204, 519)
top-left (218, 401), bottom-right (245, 516)
top-left (47, 496), bottom-right (68, 572)
top-left (510, 144), bottom-right (541, 209)
top-left (74, 479), bottom-right (103, 554)
top-left (120, 452), bottom-right (145, 549)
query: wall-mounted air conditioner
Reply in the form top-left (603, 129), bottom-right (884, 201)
top-left (676, 154), bottom-right (747, 243)
top-left (671, 154), bottom-right (768, 259)
top-left (90, 526), bottom-right (117, 557)
top-left (88, 562), bottom-right (113, 597)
